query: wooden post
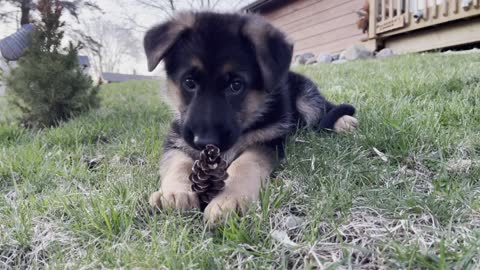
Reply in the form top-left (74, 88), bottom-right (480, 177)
top-left (433, 0), bottom-right (439, 18)
top-left (423, 0), bottom-right (429, 20)
top-left (382, 0), bottom-right (386, 20)
top-left (369, 0), bottom-right (378, 38)
top-left (406, 0), bottom-right (411, 24)
top-left (390, 0), bottom-right (394, 18)
top-left (453, 0), bottom-right (459, 13)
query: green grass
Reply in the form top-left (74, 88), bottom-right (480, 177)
top-left (1, 53), bottom-right (479, 269)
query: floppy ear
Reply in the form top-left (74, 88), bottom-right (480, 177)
top-left (144, 13), bottom-right (195, 72)
top-left (242, 15), bottom-right (293, 91)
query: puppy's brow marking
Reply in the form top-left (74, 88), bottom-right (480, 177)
top-left (222, 63), bottom-right (234, 73)
top-left (191, 57), bottom-right (204, 70)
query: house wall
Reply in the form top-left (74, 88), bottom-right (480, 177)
top-left (259, 0), bottom-right (368, 56)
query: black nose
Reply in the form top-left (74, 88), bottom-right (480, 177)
top-left (193, 135), bottom-right (220, 150)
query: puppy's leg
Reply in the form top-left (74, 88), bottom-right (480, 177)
top-left (292, 72), bottom-right (358, 133)
top-left (204, 146), bottom-right (274, 225)
top-left (149, 149), bottom-right (200, 210)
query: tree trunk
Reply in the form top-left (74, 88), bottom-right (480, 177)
top-left (20, 0), bottom-right (31, 25)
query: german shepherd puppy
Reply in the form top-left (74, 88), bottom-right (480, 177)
top-left (145, 12), bottom-right (358, 225)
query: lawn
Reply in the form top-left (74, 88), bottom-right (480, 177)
top-left (1, 53), bottom-right (479, 269)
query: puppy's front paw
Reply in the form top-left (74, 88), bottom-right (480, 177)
top-left (334, 115), bottom-right (358, 133)
top-left (203, 194), bottom-right (249, 226)
top-left (149, 190), bottom-right (200, 210)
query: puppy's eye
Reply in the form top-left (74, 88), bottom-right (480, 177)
top-left (183, 78), bottom-right (198, 91)
top-left (229, 79), bottom-right (244, 94)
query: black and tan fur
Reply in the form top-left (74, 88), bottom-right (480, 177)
top-left (144, 12), bottom-right (358, 225)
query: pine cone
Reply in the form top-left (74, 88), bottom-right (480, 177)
top-left (189, 144), bottom-right (228, 207)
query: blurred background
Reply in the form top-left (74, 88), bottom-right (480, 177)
top-left (1, 0), bottom-right (479, 86)
top-left (0, 0), bottom-right (254, 81)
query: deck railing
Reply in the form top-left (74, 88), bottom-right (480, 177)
top-left (369, 0), bottom-right (480, 39)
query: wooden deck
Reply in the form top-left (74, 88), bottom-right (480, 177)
top-left (369, 0), bottom-right (480, 52)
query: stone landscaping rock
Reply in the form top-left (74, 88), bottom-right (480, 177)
top-left (301, 52), bottom-right (315, 59)
top-left (294, 52), bottom-right (315, 65)
top-left (340, 44), bottom-right (373, 61)
top-left (305, 57), bottom-right (317, 65)
top-left (318, 53), bottom-right (333, 63)
top-left (293, 55), bottom-right (302, 65)
top-left (376, 48), bottom-right (394, 59)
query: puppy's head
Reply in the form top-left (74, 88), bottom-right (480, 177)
top-left (144, 12), bottom-right (293, 151)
